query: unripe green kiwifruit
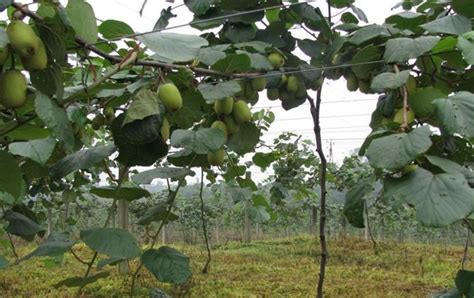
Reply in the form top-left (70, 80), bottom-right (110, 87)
top-left (91, 114), bottom-right (105, 130)
top-left (223, 115), bottom-right (240, 135)
top-left (235, 80), bottom-right (245, 97)
top-left (286, 76), bottom-right (299, 93)
top-left (267, 88), bottom-right (279, 101)
top-left (393, 108), bottom-right (415, 125)
top-left (161, 117), bottom-right (170, 142)
top-left (268, 52), bottom-right (285, 69)
top-left (406, 76), bottom-right (417, 94)
top-left (232, 100), bottom-right (252, 124)
top-left (358, 80), bottom-right (371, 94)
top-left (295, 83), bottom-right (307, 98)
top-left (7, 20), bottom-right (40, 57)
top-left (310, 79), bottom-right (322, 91)
top-left (401, 1), bottom-right (412, 10)
top-left (0, 46), bottom-right (9, 66)
top-left (21, 37), bottom-right (47, 71)
top-left (0, 70), bottom-right (27, 108)
top-left (279, 74), bottom-right (288, 86)
top-left (211, 120), bottom-right (228, 141)
top-left (244, 80), bottom-right (255, 99)
top-left (402, 164), bottom-right (418, 174)
top-left (279, 89), bottom-right (290, 101)
top-left (346, 74), bottom-right (359, 92)
top-left (103, 107), bottom-right (115, 123)
top-left (158, 83), bottom-right (183, 112)
top-left (208, 148), bottom-right (225, 166)
top-left (251, 77), bottom-right (266, 91)
top-left (214, 97), bottom-right (234, 115)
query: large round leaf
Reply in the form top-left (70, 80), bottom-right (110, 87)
top-left (366, 126), bottom-right (432, 171)
top-left (80, 228), bottom-right (141, 259)
top-left (141, 246), bottom-right (191, 284)
top-left (385, 168), bottom-right (474, 227)
top-left (0, 151), bottom-right (25, 201)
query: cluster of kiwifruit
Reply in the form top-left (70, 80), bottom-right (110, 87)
top-left (0, 20), bottom-right (48, 109)
top-left (208, 96), bottom-right (252, 166)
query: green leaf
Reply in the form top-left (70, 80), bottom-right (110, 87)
top-left (131, 167), bottom-right (195, 185)
top-left (9, 138), bottom-right (57, 165)
top-left (409, 87), bottom-right (446, 119)
top-left (252, 152), bottom-right (277, 170)
top-left (222, 165), bottom-right (246, 182)
top-left (222, 23), bottom-right (256, 43)
top-left (49, 144), bottom-right (116, 179)
top-left (421, 15), bottom-right (471, 36)
top-left (98, 20), bottom-right (134, 40)
top-left (0, 255), bottom-right (8, 269)
top-left (425, 155), bottom-right (471, 179)
top-left (122, 115), bottom-right (164, 145)
top-left (351, 44), bottom-right (383, 80)
top-left (371, 70), bottom-right (410, 90)
top-left (97, 257), bottom-right (124, 270)
top-left (34, 92), bottom-right (75, 152)
top-left (65, 0), bottom-right (98, 44)
top-left (452, 0), bottom-right (474, 18)
top-left (111, 114), bottom-right (168, 167)
top-left (298, 39), bottom-right (324, 59)
top-left (458, 32), bottom-right (474, 65)
top-left (80, 228), bottom-right (141, 259)
top-left (249, 206), bottom-right (270, 223)
top-left (198, 81), bottom-right (241, 101)
top-left (5, 210), bottom-right (44, 238)
top-left (141, 246), bottom-right (192, 284)
top-left (384, 36), bottom-right (440, 63)
top-left (184, 0), bottom-right (213, 16)
top-left (385, 168), bottom-right (474, 227)
top-left (171, 128), bottom-right (225, 154)
top-left (90, 187), bottom-right (151, 202)
top-left (197, 46), bottom-right (227, 65)
top-left (455, 270), bottom-right (474, 296)
top-left (154, 7), bottom-right (176, 30)
top-left (139, 32), bottom-right (208, 63)
top-left (20, 233), bottom-right (75, 262)
top-left (349, 24), bottom-right (390, 45)
top-left (211, 54), bottom-right (252, 73)
top-left (136, 204), bottom-right (179, 226)
top-left (366, 126), bottom-right (432, 171)
top-left (123, 89), bottom-right (163, 126)
top-left (236, 51), bottom-right (273, 71)
top-left (227, 122), bottom-right (260, 155)
top-left (434, 92), bottom-right (474, 139)
top-left (54, 272), bottom-right (109, 288)
top-left (331, 0), bottom-right (354, 8)
top-left (343, 179), bottom-right (373, 228)
top-left (0, 150), bottom-right (25, 201)
top-left (0, 0), bottom-right (12, 12)
top-left (6, 125), bottom-right (50, 141)
top-left (30, 62), bottom-right (64, 101)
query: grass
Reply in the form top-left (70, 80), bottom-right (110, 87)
top-left (0, 235), bottom-right (464, 297)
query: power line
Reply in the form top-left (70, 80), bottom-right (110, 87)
top-left (86, 1), bottom-right (316, 47)
top-left (254, 98), bottom-right (377, 109)
top-left (274, 113), bottom-right (371, 121)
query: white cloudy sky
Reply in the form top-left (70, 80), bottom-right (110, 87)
top-left (81, 0), bottom-right (400, 164)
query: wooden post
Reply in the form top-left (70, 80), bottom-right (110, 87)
top-left (244, 172), bottom-right (252, 243)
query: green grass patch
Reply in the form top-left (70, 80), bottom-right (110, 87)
top-left (0, 236), bottom-right (463, 297)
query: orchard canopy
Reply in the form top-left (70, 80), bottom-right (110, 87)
top-left (0, 0), bottom-right (473, 296)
